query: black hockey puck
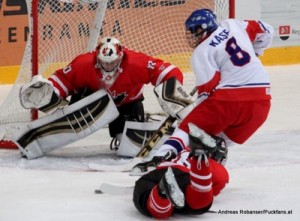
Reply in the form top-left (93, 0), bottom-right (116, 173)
top-left (94, 189), bottom-right (103, 194)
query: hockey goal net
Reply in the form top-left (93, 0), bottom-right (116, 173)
top-left (0, 0), bottom-right (234, 148)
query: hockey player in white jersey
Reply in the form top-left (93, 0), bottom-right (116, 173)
top-left (132, 8), bottom-right (274, 174)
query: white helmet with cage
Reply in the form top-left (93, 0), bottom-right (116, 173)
top-left (96, 37), bottom-right (124, 85)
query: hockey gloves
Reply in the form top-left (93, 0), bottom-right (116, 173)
top-left (130, 150), bottom-right (176, 176)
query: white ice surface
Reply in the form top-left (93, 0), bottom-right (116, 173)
top-left (0, 65), bottom-right (300, 221)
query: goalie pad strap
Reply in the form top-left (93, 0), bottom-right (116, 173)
top-left (13, 90), bottom-right (119, 159)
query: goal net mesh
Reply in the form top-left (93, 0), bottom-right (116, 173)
top-left (0, 0), bottom-right (230, 141)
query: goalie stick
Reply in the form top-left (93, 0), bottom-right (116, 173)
top-left (88, 116), bottom-right (176, 172)
top-left (88, 86), bottom-right (197, 172)
top-left (88, 157), bottom-right (143, 172)
top-left (135, 83), bottom-right (198, 158)
top-left (88, 115), bottom-right (177, 172)
top-left (135, 115), bottom-right (176, 158)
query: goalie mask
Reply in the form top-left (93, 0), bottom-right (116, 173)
top-left (185, 9), bottom-right (218, 48)
top-left (96, 37), bottom-right (124, 85)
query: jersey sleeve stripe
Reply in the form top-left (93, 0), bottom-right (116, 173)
top-left (258, 20), bottom-right (269, 32)
top-left (49, 75), bottom-right (69, 97)
top-left (155, 64), bottom-right (176, 86)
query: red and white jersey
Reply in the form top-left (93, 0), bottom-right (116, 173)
top-left (158, 149), bottom-right (191, 172)
top-left (192, 19), bottom-right (274, 102)
top-left (49, 48), bottom-right (183, 106)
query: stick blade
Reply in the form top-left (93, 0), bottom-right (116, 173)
top-left (95, 183), bottom-right (134, 195)
top-left (88, 157), bottom-right (143, 172)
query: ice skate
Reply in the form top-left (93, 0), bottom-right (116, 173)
top-left (188, 123), bottom-right (218, 156)
top-left (159, 167), bottom-right (185, 209)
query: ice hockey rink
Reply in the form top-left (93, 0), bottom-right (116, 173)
top-left (0, 64), bottom-right (300, 221)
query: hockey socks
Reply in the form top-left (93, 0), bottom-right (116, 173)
top-left (186, 156), bottom-right (213, 209)
top-left (147, 185), bottom-right (174, 219)
top-left (146, 167), bottom-right (185, 219)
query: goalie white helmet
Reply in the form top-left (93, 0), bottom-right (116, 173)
top-left (97, 37), bottom-right (124, 85)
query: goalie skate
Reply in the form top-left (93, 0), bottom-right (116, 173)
top-left (159, 167), bottom-right (185, 209)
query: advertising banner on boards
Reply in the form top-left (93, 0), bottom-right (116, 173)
top-left (261, 0), bottom-right (300, 47)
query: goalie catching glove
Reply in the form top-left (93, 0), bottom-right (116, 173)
top-left (20, 75), bottom-right (68, 112)
top-left (154, 77), bottom-right (194, 120)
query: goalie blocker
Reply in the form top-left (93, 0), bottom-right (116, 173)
top-left (154, 77), bottom-right (195, 120)
top-left (13, 89), bottom-right (119, 159)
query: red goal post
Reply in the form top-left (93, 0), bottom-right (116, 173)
top-left (0, 0), bottom-right (234, 148)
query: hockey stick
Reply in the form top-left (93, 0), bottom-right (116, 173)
top-left (88, 157), bottom-right (143, 172)
top-left (134, 85), bottom-right (197, 158)
top-left (87, 116), bottom-right (174, 172)
top-left (189, 86), bottom-right (197, 97)
top-left (88, 116), bottom-right (175, 172)
top-left (135, 115), bottom-right (176, 158)
top-left (94, 183), bottom-right (217, 214)
top-left (94, 183), bottom-right (134, 195)
top-left (88, 86), bottom-right (197, 172)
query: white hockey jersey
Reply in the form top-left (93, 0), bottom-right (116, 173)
top-left (192, 19), bottom-right (274, 102)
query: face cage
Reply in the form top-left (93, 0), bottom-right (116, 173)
top-left (98, 56), bottom-right (122, 74)
top-left (185, 28), bottom-right (206, 48)
top-left (97, 52), bottom-right (123, 83)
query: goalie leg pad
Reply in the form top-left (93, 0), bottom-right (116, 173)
top-left (116, 121), bottom-right (169, 158)
top-left (13, 90), bottom-right (119, 159)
